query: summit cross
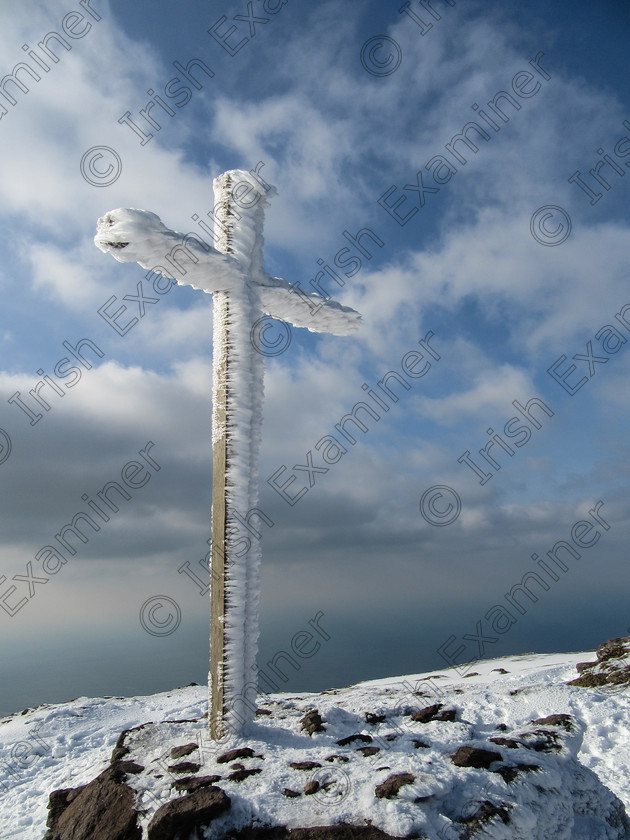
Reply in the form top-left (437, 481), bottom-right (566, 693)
top-left (95, 169), bottom-right (361, 738)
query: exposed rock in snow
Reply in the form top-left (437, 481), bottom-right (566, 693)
top-left (2, 644), bottom-right (630, 839)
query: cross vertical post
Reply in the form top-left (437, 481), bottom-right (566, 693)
top-left (209, 171), bottom-right (268, 739)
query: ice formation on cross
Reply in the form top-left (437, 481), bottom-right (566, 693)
top-left (95, 170), bottom-right (361, 737)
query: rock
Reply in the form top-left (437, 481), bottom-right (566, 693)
top-left (228, 767), bottom-right (262, 782)
top-left (457, 799), bottom-right (511, 839)
top-left (336, 733), bottom-right (372, 746)
top-left (411, 703), bottom-right (457, 723)
top-left (325, 754), bottom-right (349, 762)
top-left (568, 636), bottom-right (630, 688)
top-left (301, 709), bottom-right (325, 735)
top-left (44, 762), bottom-right (141, 840)
top-left (451, 746), bottom-right (502, 769)
top-left (226, 826), bottom-right (427, 840)
top-left (412, 739), bottom-right (430, 749)
top-left (357, 747), bottom-right (380, 757)
top-left (304, 780), bottom-right (320, 795)
top-left (492, 668), bottom-right (509, 674)
top-left (256, 708), bottom-right (273, 716)
top-left (231, 763), bottom-right (245, 771)
top-left (488, 737), bottom-right (521, 749)
top-left (217, 747), bottom-right (256, 764)
top-left (172, 775), bottom-right (222, 793)
top-left (374, 772), bottom-right (415, 799)
top-left (531, 714), bottom-right (574, 731)
top-left (493, 766), bottom-right (519, 783)
top-left (147, 786), bottom-right (230, 840)
top-left (170, 743), bottom-right (198, 760)
top-left (290, 761), bottom-right (322, 771)
top-left (598, 637), bottom-right (630, 662)
top-left (365, 712), bottom-right (386, 724)
top-left (463, 672), bottom-right (480, 678)
top-left (167, 761), bottom-right (201, 774)
top-left (517, 729), bottom-right (561, 752)
top-left (283, 788), bottom-right (301, 798)
top-left (109, 724), bottom-right (151, 764)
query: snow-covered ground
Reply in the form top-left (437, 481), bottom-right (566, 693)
top-left (1, 649), bottom-right (629, 839)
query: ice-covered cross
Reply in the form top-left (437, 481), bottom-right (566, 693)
top-left (94, 170), bottom-right (361, 738)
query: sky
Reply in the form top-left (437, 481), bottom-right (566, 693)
top-left (1, 0), bottom-right (630, 718)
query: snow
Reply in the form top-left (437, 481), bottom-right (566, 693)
top-left (2, 649), bottom-right (629, 839)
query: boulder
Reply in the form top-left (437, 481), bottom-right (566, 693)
top-left (147, 785), bottom-right (230, 840)
top-left (44, 762), bottom-right (142, 840)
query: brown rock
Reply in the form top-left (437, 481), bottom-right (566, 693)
top-left (411, 704), bottom-right (457, 723)
top-left (168, 761), bottom-right (201, 774)
top-left (488, 737), bottom-right (521, 749)
top-left (451, 746), bottom-right (502, 769)
top-left (283, 788), bottom-right (301, 798)
top-left (365, 713), bottom-right (386, 724)
top-left (170, 743), bottom-right (198, 760)
top-left (336, 733), bottom-right (372, 746)
top-left (374, 772), bottom-right (415, 799)
top-left (531, 714), bottom-right (574, 731)
top-left (44, 763), bottom-right (141, 840)
top-left (304, 780), bottom-right (321, 796)
top-left (217, 747), bottom-right (256, 764)
top-left (301, 709), bottom-right (325, 735)
top-left (357, 747), bottom-right (380, 757)
top-left (147, 786), bottom-right (230, 840)
top-left (290, 761), bottom-right (322, 771)
top-left (172, 775), bottom-right (222, 793)
top-left (228, 767), bottom-right (262, 782)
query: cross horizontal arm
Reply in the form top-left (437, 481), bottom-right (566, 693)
top-left (95, 208), bottom-right (246, 295)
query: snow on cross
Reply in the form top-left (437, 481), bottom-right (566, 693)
top-left (95, 170), bottom-right (362, 738)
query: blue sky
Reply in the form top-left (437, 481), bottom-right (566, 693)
top-left (1, 0), bottom-right (630, 716)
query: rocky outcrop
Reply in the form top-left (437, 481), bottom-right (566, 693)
top-left (568, 637), bottom-right (630, 689)
top-left (43, 761), bottom-right (143, 840)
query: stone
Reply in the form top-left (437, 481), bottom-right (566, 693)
top-left (147, 786), bottom-right (230, 840)
top-left (451, 746), bottom-right (502, 769)
top-left (365, 713), bottom-right (386, 724)
top-left (304, 780), bottom-right (320, 796)
top-left (531, 714), bottom-right (574, 731)
top-left (44, 762), bottom-right (142, 840)
top-left (357, 747), bottom-right (380, 757)
top-left (172, 775), bottom-right (222, 793)
top-left (228, 767), bottom-right (262, 782)
top-left (374, 772), bottom-right (415, 799)
top-left (290, 761), bottom-right (322, 771)
top-left (170, 743), bottom-right (198, 760)
top-left (217, 747), bottom-right (256, 763)
top-left (301, 709), bottom-right (325, 735)
top-left (488, 737), bottom-right (521, 749)
top-left (167, 761), bottom-right (201, 774)
top-left (411, 704), bottom-right (457, 723)
top-left (336, 733), bottom-right (372, 746)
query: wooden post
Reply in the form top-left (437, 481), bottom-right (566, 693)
top-left (208, 172), bottom-right (265, 739)
top-left (209, 177), bottom-right (233, 740)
